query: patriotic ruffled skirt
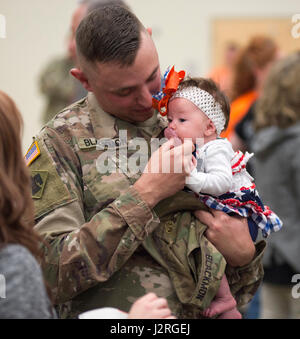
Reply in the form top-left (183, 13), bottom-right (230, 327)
top-left (194, 151), bottom-right (283, 241)
top-left (197, 186), bottom-right (282, 241)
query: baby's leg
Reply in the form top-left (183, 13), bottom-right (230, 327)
top-left (217, 307), bottom-right (242, 319)
top-left (203, 274), bottom-right (241, 318)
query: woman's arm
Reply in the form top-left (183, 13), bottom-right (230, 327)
top-left (0, 245), bottom-right (55, 319)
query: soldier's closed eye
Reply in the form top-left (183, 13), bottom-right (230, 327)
top-left (116, 88), bottom-right (134, 97)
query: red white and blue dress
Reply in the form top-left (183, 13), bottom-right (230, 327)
top-left (185, 138), bottom-right (282, 241)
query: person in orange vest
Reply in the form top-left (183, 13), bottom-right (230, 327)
top-left (221, 36), bottom-right (278, 144)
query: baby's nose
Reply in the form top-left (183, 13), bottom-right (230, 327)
top-left (169, 120), bottom-right (176, 129)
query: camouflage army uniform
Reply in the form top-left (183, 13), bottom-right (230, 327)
top-left (29, 92), bottom-right (265, 319)
top-left (39, 56), bottom-right (87, 124)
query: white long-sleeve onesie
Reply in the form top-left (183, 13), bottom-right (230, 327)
top-left (186, 138), bottom-right (253, 196)
top-left (185, 138), bottom-right (282, 239)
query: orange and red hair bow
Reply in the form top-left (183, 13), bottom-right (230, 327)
top-left (152, 66), bottom-right (185, 116)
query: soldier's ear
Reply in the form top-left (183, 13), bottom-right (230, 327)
top-left (70, 68), bottom-right (93, 92)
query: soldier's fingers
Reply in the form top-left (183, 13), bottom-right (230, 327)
top-left (160, 138), bottom-right (176, 152)
top-left (208, 209), bottom-right (228, 217)
top-left (191, 155), bottom-right (197, 169)
top-left (194, 209), bottom-right (214, 226)
top-left (209, 208), bottom-right (243, 220)
top-left (173, 137), bottom-right (182, 147)
top-left (182, 138), bottom-right (195, 154)
top-left (183, 155), bottom-right (195, 175)
top-left (171, 139), bottom-right (193, 158)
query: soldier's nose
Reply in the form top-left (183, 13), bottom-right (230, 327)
top-left (137, 87), bottom-right (153, 107)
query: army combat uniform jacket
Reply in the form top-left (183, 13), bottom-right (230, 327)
top-left (28, 93), bottom-right (265, 318)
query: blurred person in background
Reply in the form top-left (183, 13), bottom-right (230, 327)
top-left (39, 0), bottom-right (130, 124)
top-left (224, 35), bottom-right (280, 319)
top-left (222, 36), bottom-right (278, 144)
top-left (39, 0), bottom-right (88, 124)
top-left (208, 41), bottom-right (240, 98)
top-left (252, 51), bottom-right (300, 319)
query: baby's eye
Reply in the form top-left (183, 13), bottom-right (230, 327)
top-left (167, 118), bottom-right (172, 123)
top-left (179, 118), bottom-right (186, 122)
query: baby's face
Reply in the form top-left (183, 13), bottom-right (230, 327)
top-left (166, 98), bottom-right (210, 144)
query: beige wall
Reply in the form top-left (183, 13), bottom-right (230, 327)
top-left (212, 18), bottom-right (300, 67)
top-left (0, 0), bottom-right (299, 151)
top-left (0, 0), bottom-right (76, 151)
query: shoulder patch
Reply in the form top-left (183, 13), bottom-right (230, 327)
top-left (25, 140), bottom-right (41, 166)
top-left (31, 170), bottom-right (49, 199)
top-left (29, 136), bottom-right (76, 219)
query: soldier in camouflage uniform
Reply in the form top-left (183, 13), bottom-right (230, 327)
top-left (28, 6), bottom-right (265, 319)
top-left (38, 0), bottom-right (89, 124)
top-left (39, 1), bottom-right (131, 125)
top-left (39, 56), bottom-right (87, 124)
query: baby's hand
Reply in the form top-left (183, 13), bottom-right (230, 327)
top-left (128, 293), bottom-right (176, 319)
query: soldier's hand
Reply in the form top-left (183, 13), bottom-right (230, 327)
top-left (194, 209), bottom-right (255, 267)
top-left (134, 138), bottom-right (194, 208)
top-left (127, 293), bottom-right (176, 319)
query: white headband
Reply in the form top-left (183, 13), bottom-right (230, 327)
top-left (171, 87), bottom-right (226, 135)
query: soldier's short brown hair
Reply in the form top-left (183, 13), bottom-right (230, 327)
top-left (76, 4), bottom-right (144, 66)
top-left (178, 77), bottom-right (230, 131)
top-left (86, 0), bottom-right (131, 13)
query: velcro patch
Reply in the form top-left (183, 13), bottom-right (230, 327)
top-left (25, 140), bottom-right (41, 166)
top-left (31, 170), bottom-right (49, 199)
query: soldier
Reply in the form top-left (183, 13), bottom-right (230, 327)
top-left (38, 1), bottom-right (88, 124)
top-left (28, 5), bottom-right (265, 319)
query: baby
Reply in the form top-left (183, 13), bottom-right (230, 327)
top-left (153, 67), bottom-right (283, 318)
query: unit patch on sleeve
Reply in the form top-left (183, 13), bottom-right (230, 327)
top-left (31, 170), bottom-right (49, 199)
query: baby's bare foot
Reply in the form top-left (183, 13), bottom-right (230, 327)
top-left (217, 307), bottom-right (242, 319)
top-left (203, 294), bottom-right (237, 318)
